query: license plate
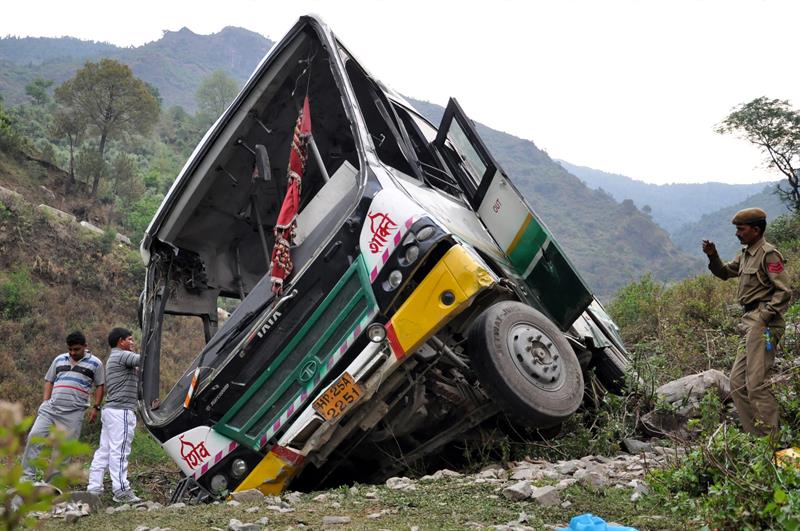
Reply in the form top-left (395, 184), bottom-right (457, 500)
top-left (313, 372), bottom-right (363, 421)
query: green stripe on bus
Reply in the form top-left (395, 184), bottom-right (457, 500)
top-left (507, 216), bottom-right (547, 273)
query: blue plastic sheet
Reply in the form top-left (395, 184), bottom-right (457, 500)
top-left (556, 513), bottom-right (638, 531)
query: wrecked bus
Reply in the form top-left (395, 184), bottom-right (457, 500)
top-left (138, 15), bottom-right (629, 501)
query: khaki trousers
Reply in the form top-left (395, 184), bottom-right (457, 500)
top-left (729, 309), bottom-right (782, 435)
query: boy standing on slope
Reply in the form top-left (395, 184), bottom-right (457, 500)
top-left (87, 327), bottom-right (142, 503)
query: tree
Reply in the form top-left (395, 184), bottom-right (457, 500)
top-left (51, 106), bottom-right (87, 193)
top-left (717, 97), bottom-right (800, 210)
top-left (54, 59), bottom-right (160, 196)
top-left (24, 78), bottom-right (53, 106)
top-left (195, 70), bottom-right (239, 118)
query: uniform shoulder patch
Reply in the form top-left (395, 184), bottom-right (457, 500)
top-left (768, 261), bottom-right (784, 273)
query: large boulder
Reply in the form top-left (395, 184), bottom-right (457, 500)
top-left (641, 369), bottom-right (730, 438)
top-left (655, 369), bottom-right (730, 415)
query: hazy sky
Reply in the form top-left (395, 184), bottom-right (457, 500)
top-left (2, 0), bottom-right (798, 185)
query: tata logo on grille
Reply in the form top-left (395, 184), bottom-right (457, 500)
top-left (367, 211), bottom-right (397, 253)
top-left (298, 359), bottom-right (319, 383)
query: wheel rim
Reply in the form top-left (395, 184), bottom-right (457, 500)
top-left (507, 322), bottom-right (564, 390)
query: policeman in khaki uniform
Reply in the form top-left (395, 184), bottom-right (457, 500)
top-left (702, 207), bottom-right (791, 435)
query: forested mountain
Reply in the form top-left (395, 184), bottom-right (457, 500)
top-left (0, 31), bottom-right (703, 297)
top-left (410, 99), bottom-right (703, 296)
top-left (0, 27), bottom-right (272, 111)
top-left (558, 160), bottom-right (773, 233)
top-left (671, 183), bottom-right (790, 259)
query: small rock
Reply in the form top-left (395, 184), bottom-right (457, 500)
top-left (531, 486), bottom-right (560, 507)
top-left (226, 500), bottom-right (241, 507)
top-left (265, 505), bottom-right (294, 513)
top-left (580, 471), bottom-right (608, 491)
top-left (555, 478), bottom-right (578, 491)
top-left (79, 220), bottom-right (104, 235)
top-left (39, 185), bottom-right (56, 200)
top-left (368, 512), bottom-right (383, 519)
top-left (364, 491), bottom-right (378, 499)
top-left (246, 507), bottom-right (259, 513)
top-left (312, 493), bottom-right (329, 502)
top-left (630, 491), bottom-right (643, 502)
top-left (169, 502), bottom-right (186, 509)
top-left (411, 526), bottom-right (420, 531)
top-left (322, 515), bottom-right (352, 525)
top-left (510, 467), bottom-right (538, 481)
top-left (561, 500), bottom-right (572, 508)
top-left (348, 486), bottom-right (359, 496)
top-left (555, 461), bottom-right (580, 475)
top-left (64, 511), bottom-right (82, 523)
top-left (228, 518), bottom-right (261, 531)
top-left (431, 469), bottom-right (463, 479)
top-left (386, 477), bottom-right (415, 490)
top-left (146, 501), bottom-right (163, 511)
top-left (231, 489), bottom-right (264, 503)
top-left (68, 492), bottom-right (101, 512)
top-left (502, 481), bottom-right (532, 501)
top-left (255, 517), bottom-right (269, 525)
top-left (0, 185), bottom-right (21, 200)
top-left (622, 438), bottom-right (653, 454)
top-left (284, 491), bottom-right (302, 505)
top-left (477, 466), bottom-right (507, 480)
top-left (133, 526), bottom-right (150, 531)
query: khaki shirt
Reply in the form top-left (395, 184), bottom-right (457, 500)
top-left (708, 237), bottom-right (791, 325)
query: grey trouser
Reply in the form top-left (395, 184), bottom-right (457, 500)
top-left (21, 404), bottom-right (85, 480)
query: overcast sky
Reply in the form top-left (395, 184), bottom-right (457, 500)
top-left (2, 0), bottom-right (797, 185)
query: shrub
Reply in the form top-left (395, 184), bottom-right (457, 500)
top-left (0, 269), bottom-right (39, 319)
top-left (0, 401), bottom-right (91, 530)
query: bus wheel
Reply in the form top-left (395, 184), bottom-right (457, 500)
top-left (467, 301), bottom-right (584, 427)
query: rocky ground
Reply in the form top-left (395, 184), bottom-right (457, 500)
top-left (36, 445), bottom-right (691, 530)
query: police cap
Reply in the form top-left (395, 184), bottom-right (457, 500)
top-left (731, 207), bottom-right (767, 225)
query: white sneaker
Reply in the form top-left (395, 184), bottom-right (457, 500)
top-left (112, 489), bottom-right (141, 503)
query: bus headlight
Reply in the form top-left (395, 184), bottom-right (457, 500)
top-left (210, 473), bottom-right (228, 493)
top-left (403, 245), bottom-right (420, 265)
top-left (231, 458), bottom-right (248, 478)
top-left (383, 270), bottom-right (403, 291)
top-left (367, 322), bottom-right (387, 342)
top-left (415, 226), bottom-right (435, 241)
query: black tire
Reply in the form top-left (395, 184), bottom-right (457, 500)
top-left (592, 346), bottom-right (629, 395)
top-left (467, 301), bottom-right (584, 427)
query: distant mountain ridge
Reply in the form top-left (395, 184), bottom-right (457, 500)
top-left (672, 183), bottom-right (790, 259)
top-left (558, 160), bottom-right (773, 233)
top-left (0, 27), bottom-right (273, 111)
top-left (0, 31), bottom-right (703, 297)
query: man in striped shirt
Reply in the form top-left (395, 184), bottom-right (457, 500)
top-left (21, 331), bottom-right (105, 481)
top-left (87, 327), bottom-right (142, 503)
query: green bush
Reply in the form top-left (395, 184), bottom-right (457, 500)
top-left (649, 423), bottom-right (800, 530)
top-left (0, 269), bottom-right (39, 319)
top-left (0, 401), bottom-right (91, 530)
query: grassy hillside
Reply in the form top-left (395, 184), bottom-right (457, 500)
top-left (411, 98), bottom-right (703, 297)
top-left (671, 182), bottom-right (790, 259)
top-left (0, 27), bottom-right (273, 111)
top-left (0, 148), bottom-right (203, 416)
top-left (559, 160), bottom-right (772, 233)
